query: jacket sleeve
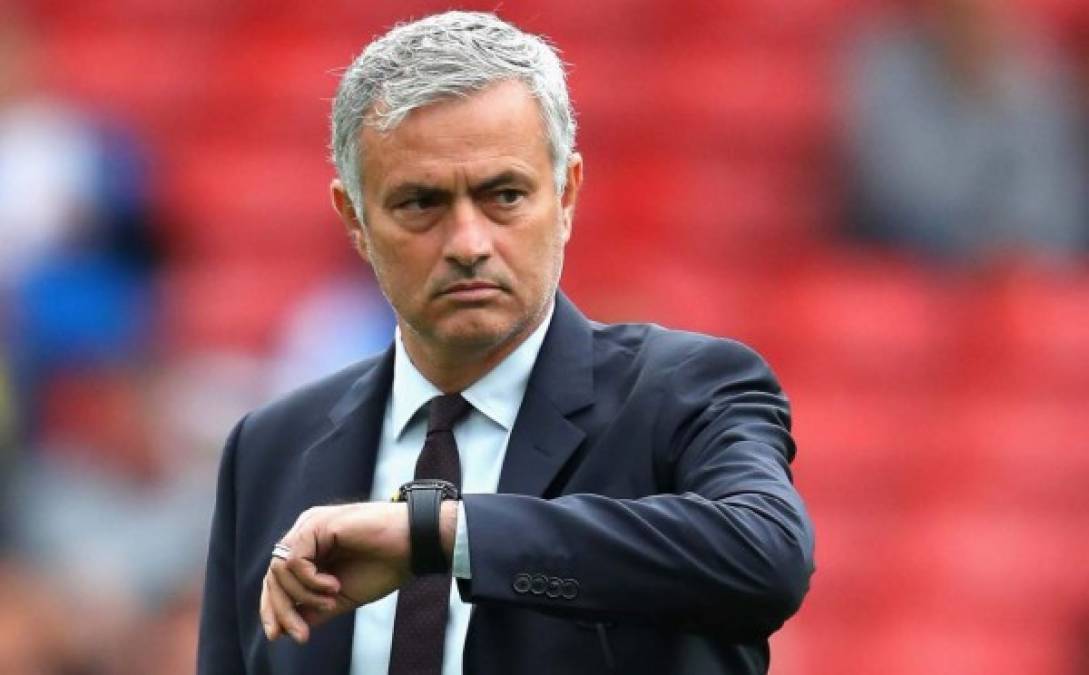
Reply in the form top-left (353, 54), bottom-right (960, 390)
top-left (197, 416), bottom-right (248, 674)
top-left (457, 340), bottom-right (814, 639)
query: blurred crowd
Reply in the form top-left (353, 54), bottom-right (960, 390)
top-left (843, 0), bottom-right (1088, 264)
top-left (0, 8), bottom-right (394, 672)
top-left (0, 0), bottom-right (1087, 673)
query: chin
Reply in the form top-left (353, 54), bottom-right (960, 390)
top-left (437, 313), bottom-right (526, 352)
top-left (440, 325), bottom-right (512, 352)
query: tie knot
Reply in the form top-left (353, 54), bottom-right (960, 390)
top-left (427, 394), bottom-right (470, 433)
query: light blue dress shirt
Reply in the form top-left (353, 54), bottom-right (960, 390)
top-left (350, 303), bottom-right (553, 675)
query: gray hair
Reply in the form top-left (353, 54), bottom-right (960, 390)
top-left (330, 11), bottom-right (577, 213)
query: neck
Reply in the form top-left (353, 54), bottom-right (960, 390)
top-left (400, 305), bottom-right (550, 394)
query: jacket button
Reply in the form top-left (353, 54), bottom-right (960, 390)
top-left (530, 574), bottom-right (548, 595)
top-left (513, 573), bottom-right (532, 594)
top-left (545, 577), bottom-right (563, 598)
top-left (560, 578), bottom-right (579, 600)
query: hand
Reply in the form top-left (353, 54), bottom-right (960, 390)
top-left (259, 502), bottom-right (410, 644)
top-left (259, 501), bottom-right (458, 644)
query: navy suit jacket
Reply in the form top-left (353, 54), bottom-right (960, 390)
top-left (198, 293), bottom-right (814, 674)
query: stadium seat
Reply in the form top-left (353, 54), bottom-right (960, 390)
top-left (769, 250), bottom-right (962, 391)
top-left (39, 25), bottom-right (215, 131)
top-left (933, 392), bottom-right (1089, 514)
top-left (157, 140), bottom-right (346, 264)
top-left (158, 261), bottom-right (327, 353)
top-left (961, 268), bottom-right (1089, 396)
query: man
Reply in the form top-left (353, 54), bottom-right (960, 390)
top-left (198, 11), bottom-right (814, 675)
top-left (843, 0), bottom-right (1087, 261)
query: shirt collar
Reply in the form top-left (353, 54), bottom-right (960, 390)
top-left (389, 301), bottom-right (554, 439)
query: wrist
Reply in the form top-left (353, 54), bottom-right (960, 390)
top-left (350, 502), bottom-right (412, 562)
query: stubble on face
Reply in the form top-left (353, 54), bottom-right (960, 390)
top-left (346, 80), bottom-right (579, 387)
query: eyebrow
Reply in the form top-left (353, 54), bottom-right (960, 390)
top-left (383, 183), bottom-right (447, 210)
top-left (470, 170), bottom-right (531, 194)
top-left (384, 170), bottom-right (533, 206)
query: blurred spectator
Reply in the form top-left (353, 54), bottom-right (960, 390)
top-left (1063, 5), bottom-right (1089, 186)
top-left (0, 358), bottom-right (14, 544)
top-left (843, 0), bottom-right (1088, 264)
top-left (1, 10), bottom-right (196, 673)
top-left (267, 273), bottom-right (395, 396)
top-left (5, 353), bottom-right (265, 674)
top-left (8, 353), bottom-right (265, 599)
top-left (1, 8), bottom-right (159, 440)
top-left (1, 11), bottom-right (155, 284)
top-left (0, 560), bottom-right (74, 673)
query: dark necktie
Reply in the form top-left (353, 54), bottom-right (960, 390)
top-left (388, 393), bottom-right (471, 675)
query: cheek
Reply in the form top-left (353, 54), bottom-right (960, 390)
top-left (379, 238), bottom-right (450, 309)
top-left (364, 236), bottom-right (409, 292)
top-left (502, 224), bottom-right (566, 286)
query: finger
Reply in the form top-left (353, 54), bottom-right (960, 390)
top-left (299, 589), bottom-right (358, 629)
top-left (266, 569), bottom-right (310, 644)
top-left (259, 575), bottom-right (280, 641)
top-left (282, 507), bottom-right (328, 555)
top-left (298, 603), bottom-right (337, 630)
top-left (272, 561), bottom-right (337, 614)
top-left (287, 556), bottom-right (340, 595)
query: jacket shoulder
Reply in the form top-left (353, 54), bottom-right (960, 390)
top-left (590, 320), bottom-right (775, 378)
top-left (242, 353), bottom-right (387, 440)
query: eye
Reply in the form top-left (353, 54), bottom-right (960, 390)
top-left (492, 189), bottom-right (525, 207)
top-left (396, 193), bottom-right (442, 212)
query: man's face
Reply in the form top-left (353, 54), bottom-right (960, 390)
top-left (333, 79), bottom-right (582, 361)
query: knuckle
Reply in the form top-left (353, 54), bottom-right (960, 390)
top-left (296, 507), bottom-right (318, 525)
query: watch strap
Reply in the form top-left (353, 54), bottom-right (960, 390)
top-left (401, 481), bottom-right (457, 575)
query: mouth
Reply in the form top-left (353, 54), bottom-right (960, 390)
top-left (439, 281), bottom-right (504, 301)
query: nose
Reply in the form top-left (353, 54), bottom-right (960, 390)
top-left (442, 197), bottom-right (493, 270)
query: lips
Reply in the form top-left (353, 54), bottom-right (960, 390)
top-left (443, 281), bottom-right (500, 293)
top-left (439, 280), bottom-right (504, 301)
top-left (434, 277), bottom-right (495, 294)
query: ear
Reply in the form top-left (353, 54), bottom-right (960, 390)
top-left (559, 152), bottom-right (583, 244)
top-left (330, 178), bottom-right (369, 263)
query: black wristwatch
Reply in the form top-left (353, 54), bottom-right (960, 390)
top-left (393, 479), bottom-right (459, 576)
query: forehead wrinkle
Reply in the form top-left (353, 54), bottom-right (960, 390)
top-left (365, 135), bottom-right (546, 194)
top-left (360, 80), bottom-right (553, 198)
top-left (371, 119), bottom-right (547, 165)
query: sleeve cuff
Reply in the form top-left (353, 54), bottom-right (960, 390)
top-left (452, 499), bottom-right (471, 579)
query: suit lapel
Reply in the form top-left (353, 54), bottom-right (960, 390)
top-left (497, 292), bottom-right (595, 497)
top-left (300, 349), bottom-right (393, 504)
top-left (280, 348), bottom-right (395, 675)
